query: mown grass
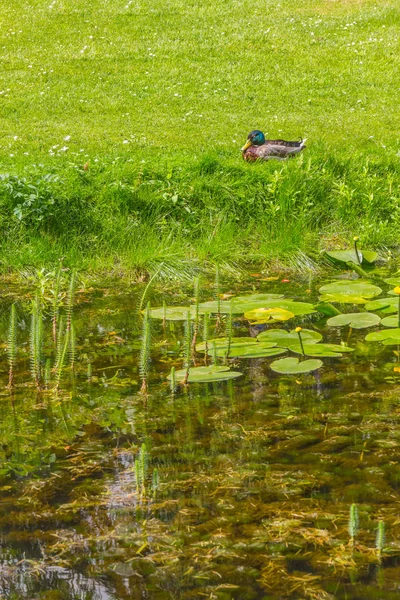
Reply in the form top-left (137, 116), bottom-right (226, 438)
top-left (0, 0), bottom-right (399, 274)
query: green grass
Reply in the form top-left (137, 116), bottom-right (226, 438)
top-left (0, 0), bottom-right (399, 274)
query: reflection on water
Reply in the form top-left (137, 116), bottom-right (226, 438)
top-left (1, 274), bottom-right (400, 599)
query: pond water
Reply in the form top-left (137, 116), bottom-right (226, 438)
top-left (2, 269), bottom-right (400, 599)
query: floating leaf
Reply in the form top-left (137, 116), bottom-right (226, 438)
top-left (289, 343), bottom-right (354, 357)
top-left (197, 293), bottom-right (284, 314)
top-left (149, 306), bottom-right (194, 320)
top-left (257, 328), bottom-right (322, 346)
top-left (319, 281), bottom-right (382, 300)
top-left (314, 302), bottom-right (342, 317)
top-left (196, 337), bottom-right (286, 358)
top-left (224, 345), bottom-right (287, 358)
top-left (167, 365), bottom-right (242, 383)
top-left (381, 316), bottom-right (400, 328)
top-left (325, 249), bottom-right (378, 265)
top-left (327, 312), bottom-right (381, 329)
top-left (270, 357), bottom-right (323, 374)
top-left (197, 296), bottom-right (316, 316)
top-left (365, 297), bottom-right (398, 314)
top-left (384, 278), bottom-right (400, 286)
top-left (318, 294), bottom-right (369, 305)
top-left (196, 337), bottom-right (257, 352)
top-left (244, 307), bottom-right (294, 324)
top-left (365, 329), bottom-right (400, 345)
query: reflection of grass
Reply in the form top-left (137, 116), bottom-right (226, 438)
top-left (0, 0), bottom-right (399, 272)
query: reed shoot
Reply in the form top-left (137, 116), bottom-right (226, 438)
top-left (30, 293), bottom-right (43, 389)
top-left (376, 520), bottom-right (385, 560)
top-left (191, 276), bottom-right (200, 355)
top-left (139, 303), bottom-right (151, 395)
top-left (348, 503), bottom-right (359, 545)
top-left (203, 312), bottom-right (209, 365)
top-left (7, 304), bottom-right (18, 390)
top-left (183, 310), bottom-right (191, 385)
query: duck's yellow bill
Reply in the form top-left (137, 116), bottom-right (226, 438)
top-left (241, 140), bottom-right (252, 152)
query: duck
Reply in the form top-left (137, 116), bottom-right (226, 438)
top-left (241, 130), bottom-right (307, 161)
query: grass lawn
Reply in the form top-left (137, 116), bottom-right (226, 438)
top-left (0, 0), bottom-right (399, 274)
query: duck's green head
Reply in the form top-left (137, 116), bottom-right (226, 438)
top-left (241, 130), bottom-right (265, 152)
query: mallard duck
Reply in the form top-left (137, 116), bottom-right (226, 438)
top-left (241, 130), bottom-right (307, 161)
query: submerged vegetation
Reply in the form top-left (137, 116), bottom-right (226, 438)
top-left (3, 266), bottom-right (400, 597)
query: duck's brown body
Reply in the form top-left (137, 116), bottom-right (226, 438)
top-left (242, 138), bottom-right (307, 161)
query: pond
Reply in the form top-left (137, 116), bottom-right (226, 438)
top-left (2, 267), bottom-right (400, 599)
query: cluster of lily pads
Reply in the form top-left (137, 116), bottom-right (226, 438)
top-left (149, 274), bottom-right (400, 383)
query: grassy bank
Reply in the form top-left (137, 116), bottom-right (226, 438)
top-left (0, 0), bottom-right (399, 274)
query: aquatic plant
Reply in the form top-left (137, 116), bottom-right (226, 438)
top-left (152, 468), bottom-right (159, 497)
top-left (55, 322), bottom-right (70, 390)
top-left (54, 315), bottom-right (65, 373)
top-left (51, 261), bottom-right (63, 344)
top-left (167, 365), bottom-right (242, 383)
top-left (69, 321), bottom-right (76, 370)
top-left (191, 276), bottom-right (201, 355)
top-left (348, 503), bottom-right (359, 545)
top-left (203, 312), bottom-right (210, 363)
top-left (134, 443), bottom-right (149, 493)
top-left (30, 292), bottom-right (43, 389)
top-left (169, 366), bottom-right (176, 395)
top-left (66, 270), bottom-right (76, 333)
top-left (225, 300), bottom-right (233, 358)
top-left (325, 236), bottom-right (378, 267)
top-left (214, 264), bottom-right (221, 327)
top-left (139, 303), bottom-right (151, 394)
top-left (327, 312), bottom-right (381, 329)
top-left (44, 358), bottom-right (51, 388)
top-left (270, 356), bottom-right (323, 375)
top-left (6, 304), bottom-right (18, 390)
top-left (376, 520), bottom-right (385, 560)
top-left (183, 310), bottom-right (192, 384)
top-left (319, 280), bottom-right (382, 304)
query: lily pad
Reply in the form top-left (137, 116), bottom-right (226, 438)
top-left (384, 278), bottom-right (400, 286)
top-left (365, 329), bottom-right (400, 345)
top-left (314, 302), bottom-right (342, 317)
top-left (197, 293), bottom-right (284, 314)
top-left (167, 365), bottom-right (242, 383)
top-left (257, 328), bottom-right (322, 346)
top-left (244, 307), bottom-right (294, 324)
top-left (289, 343), bottom-right (354, 357)
top-left (224, 345), bottom-right (287, 358)
top-left (365, 297), bottom-right (399, 314)
top-left (318, 294), bottom-right (369, 305)
top-left (197, 297), bottom-right (316, 316)
top-left (381, 316), bottom-right (400, 328)
top-left (327, 312), bottom-right (381, 329)
top-left (270, 357), bottom-right (323, 374)
top-left (325, 249), bottom-right (378, 265)
top-left (196, 337), bottom-right (286, 358)
top-left (149, 306), bottom-right (194, 320)
top-left (318, 281), bottom-right (382, 300)
top-left (196, 337), bottom-right (257, 352)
